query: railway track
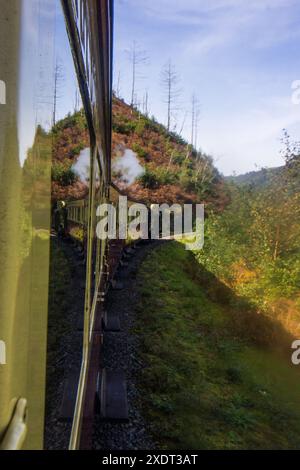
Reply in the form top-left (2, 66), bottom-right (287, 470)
top-left (45, 234), bottom-right (163, 449)
top-left (92, 239), bottom-right (163, 450)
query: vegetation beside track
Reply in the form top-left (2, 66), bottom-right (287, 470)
top-left (47, 240), bottom-right (73, 348)
top-left (135, 241), bottom-right (300, 449)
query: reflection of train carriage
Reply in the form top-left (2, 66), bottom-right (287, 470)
top-left (0, 0), bottom-right (120, 450)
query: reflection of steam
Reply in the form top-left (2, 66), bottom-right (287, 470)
top-left (113, 149), bottom-right (144, 186)
top-left (73, 147), bottom-right (90, 183)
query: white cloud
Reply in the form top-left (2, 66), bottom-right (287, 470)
top-left (115, 0), bottom-right (300, 175)
top-left (119, 0), bottom-right (298, 26)
top-left (199, 96), bottom-right (300, 175)
top-left (183, 0), bottom-right (300, 56)
top-left (119, 0), bottom-right (299, 57)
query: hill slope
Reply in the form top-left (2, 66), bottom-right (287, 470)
top-left (111, 97), bottom-right (228, 208)
top-left (51, 97), bottom-right (229, 210)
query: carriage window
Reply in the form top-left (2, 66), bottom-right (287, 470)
top-left (45, 1), bottom-right (91, 449)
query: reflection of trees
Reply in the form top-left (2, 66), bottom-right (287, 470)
top-left (50, 110), bottom-right (90, 202)
top-left (0, 113), bottom-right (52, 446)
top-left (52, 60), bottom-right (64, 126)
top-left (23, 125), bottom-right (52, 206)
top-left (21, 125), bottom-right (52, 257)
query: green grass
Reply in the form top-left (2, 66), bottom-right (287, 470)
top-left (47, 240), bottom-right (73, 354)
top-left (135, 241), bottom-right (300, 449)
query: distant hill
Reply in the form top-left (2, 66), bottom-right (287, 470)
top-left (226, 166), bottom-right (283, 188)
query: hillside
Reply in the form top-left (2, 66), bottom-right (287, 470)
top-left (51, 97), bottom-right (229, 210)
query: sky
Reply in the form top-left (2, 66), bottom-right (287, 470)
top-left (114, 0), bottom-right (300, 176)
top-left (18, 0), bottom-right (80, 166)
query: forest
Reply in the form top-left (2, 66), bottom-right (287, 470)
top-left (133, 131), bottom-right (300, 449)
top-left (199, 131), bottom-right (300, 341)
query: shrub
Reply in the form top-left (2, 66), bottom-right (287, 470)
top-left (112, 118), bottom-right (136, 135)
top-left (131, 143), bottom-right (149, 160)
top-left (179, 169), bottom-right (195, 192)
top-left (173, 154), bottom-right (185, 166)
top-left (156, 167), bottom-right (178, 185)
top-left (52, 163), bottom-right (78, 186)
top-left (70, 143), bottom-right (85, 157)
top-left (168, 130), bottom-right (187, 146)
top-left (138, 168), bottom-right (159, 189)
top-left (138, 167), bottom-right (178, 188)
top-left (135, 119), bottom-right (146, 137)
top-left (52, 110), bottom-right (87, 133)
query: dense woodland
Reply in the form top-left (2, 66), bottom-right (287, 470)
top-left (199, 133), bottom-right (300, 339)
top-left (133, 134), bottom-right (300, 450)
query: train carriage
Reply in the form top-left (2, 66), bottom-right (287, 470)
top-left (0, 0), bottom-right (114, 450)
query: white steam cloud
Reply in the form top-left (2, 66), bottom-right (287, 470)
top-left (73, 147), bottom-right (145, 187)
top-left (72, 147), bottom-right (90, 183)
top-left (113, 148), bottom-right (144, 186)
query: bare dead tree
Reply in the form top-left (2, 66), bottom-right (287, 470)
top-left (113, 69), bottom-right (121, 98)
top-left (127, 41), bottom-right (148, 107)
top-left (161, 60), bottom-right (181, 131)
top-left (142, 90), bottom-right (149, 116)
top-left (178, 110), bottom-right (187, 136)
top-left (191, 93), bottom-right (200, 147)
top-left (194, 108), bottom-right (200, 150)
top-left (53, 60), bottom-right (64, 126)
top-left (74, 87), bottom-right (80, 113)
top-left (135, 96), bottom-right (142, 119)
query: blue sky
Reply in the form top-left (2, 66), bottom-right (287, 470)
top-left (114, 0), bottom-right (300, 175)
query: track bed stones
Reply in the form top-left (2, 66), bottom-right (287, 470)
top-left (124, 247), bottom-right (136, 256)
top-left (111, 279), bottom-right (124, 290)
top-left (59, 370), bottom-right (80, 422)
top-left (92, 241), bottom-right (162, 450)
top-left (119, 260), bottom-right (129, 268)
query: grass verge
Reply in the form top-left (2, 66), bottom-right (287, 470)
top-left (135, 241), bottom-right (300, 449)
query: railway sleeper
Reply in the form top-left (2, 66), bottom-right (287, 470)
top-left (95, 369), bottom-right (129, 422)
top-left (101, 311), bottom-right (121, 332)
